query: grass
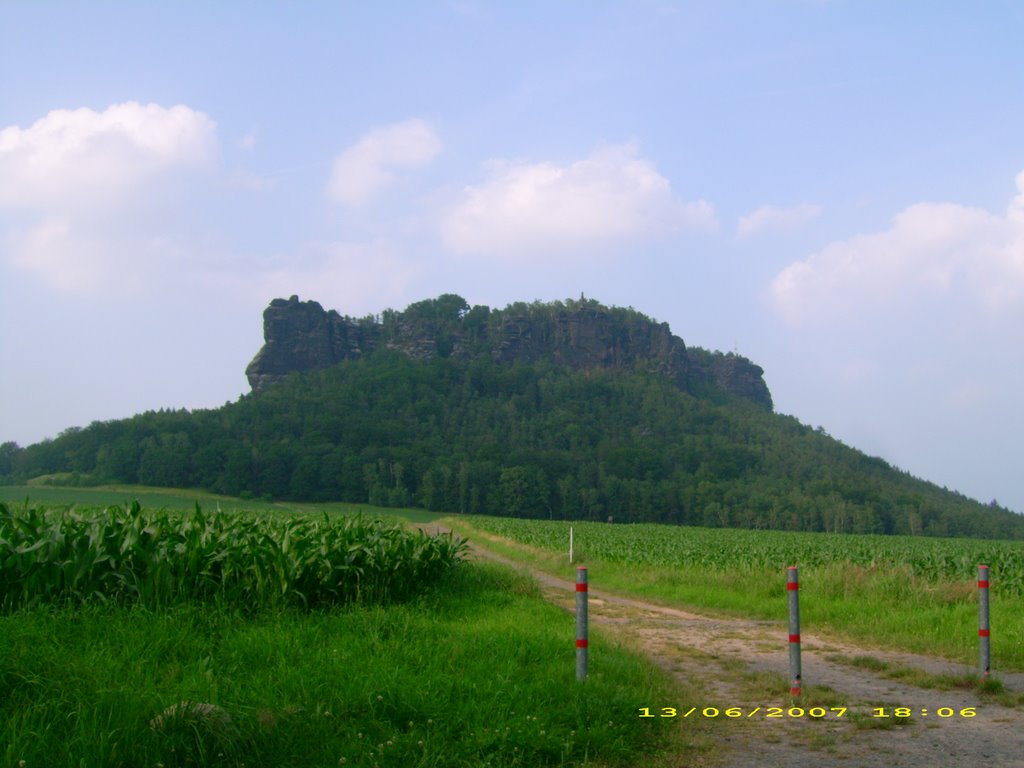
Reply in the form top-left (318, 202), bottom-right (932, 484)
top-left (1, 559), bottom-right (713, 767)
top-left (443, 518), bottom-right (1024, 672)
top-left (827, 654), bottom-right (1024, 708)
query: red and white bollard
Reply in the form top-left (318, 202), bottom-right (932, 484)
top-left (576, 566), bottom-right (588, 680)
top-left (978, 564), bottom-right (990, 680)
top-left (787, 566), bottom-right (802, 696)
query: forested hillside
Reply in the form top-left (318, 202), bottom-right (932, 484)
top-left (3, 325), bottom-right (1021, 539)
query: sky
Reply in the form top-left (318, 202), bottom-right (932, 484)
top-left (1, 1), bottom-right (1023, 513)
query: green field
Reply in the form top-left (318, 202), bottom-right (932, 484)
top-left (6, 485), bottom-right (1022, 765)
top-left (445, 516), bottom-right (1024, 672)
top-left (0, 492), bottom-right (707, 767)
top-left (0, 484), bottom-right (443, 523)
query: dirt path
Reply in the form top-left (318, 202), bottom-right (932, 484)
top-left (440, 526), bottom-right (1024, 768)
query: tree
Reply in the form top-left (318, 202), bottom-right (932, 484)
top-left (0, 441), bottom-right (22, 479)
top-left (498, 466), bottom-right (549, 518)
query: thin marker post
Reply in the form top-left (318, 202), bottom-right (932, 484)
top-left (576, 566), bottom-right (588, 680)
top-left (787, 566), bottom-right (802, 697)
top-left (978, 565), bottom-right (990, 680)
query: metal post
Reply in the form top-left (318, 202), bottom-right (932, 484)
top-left (787, 566), bottom-right (801, 697)
top-left (569, 526), bottom-right (574, 564)
top-left (978, 564), bottom-right (990, 680)
top-left (576, 566), bottom-right (588, 680)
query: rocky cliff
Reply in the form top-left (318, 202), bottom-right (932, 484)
top-left (245, 294), bottom-right (773, 410)
top-left (244, 296), bottom-right (376, 392)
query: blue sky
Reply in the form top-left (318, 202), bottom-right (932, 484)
top-left (2, 2), bottom-right (1023, 513)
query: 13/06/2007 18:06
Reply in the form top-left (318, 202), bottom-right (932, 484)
top-left (638, 706), bottom-right (978, 719)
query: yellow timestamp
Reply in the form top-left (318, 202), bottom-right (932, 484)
top-left (872, 707), bottom-right (977, 718)
top-left (639, 706), bottom-right (978, 719)
top-left (638, 707), bottom-right (848, 719)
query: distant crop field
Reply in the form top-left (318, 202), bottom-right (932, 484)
top-left (0, 484), bottom-right (443, 523)
top-left (450, 516), bottom-right (1024, 671)
top-left (464, 517), bottom-right (1024, 594)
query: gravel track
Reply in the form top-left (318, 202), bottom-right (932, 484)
top-left (444, 525), bottom-right (1024, 768)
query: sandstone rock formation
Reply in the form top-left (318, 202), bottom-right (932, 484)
top-left (245, 294), bottom-right (773, 410)
top-left (244, 296), bottom-right (375, 393)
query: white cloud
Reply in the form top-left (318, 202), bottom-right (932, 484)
top-left (0, 101), bottom-right (220, 295)
top-left (5, 218), bottom-right (104, 292)
top-left (238, 132), bottom-right (257, 151)
top-left (765, 172), bottom-right (1024, 515)
top-left (247, 241), bottom-right (420, 315)
top-left (326, 118), bottom-right (441, 205)
top-left (737, 202), bottom-right (821, 238)
top-left (769, 176), bottom-right (1024, 325)
top-left (441, 142), bottom-right (716, 259)
top-left (4, 217), bottom-right (205, 295)
top-left (0, 101), bottom-right (217, 210)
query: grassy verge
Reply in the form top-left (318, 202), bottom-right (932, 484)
top-left (443, 518), bottom-right (1024, 673)
top-left (826, 655), bottom-right (1024, 707)
top-left (0, 562), bottom-right (713, 768)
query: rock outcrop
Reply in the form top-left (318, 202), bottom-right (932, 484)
top-left (245, 294), bottom-right (773, 410)
top-left (244, 296), bottom-right (375, 393)
top-left (688, 348), bottom-right (773, 409)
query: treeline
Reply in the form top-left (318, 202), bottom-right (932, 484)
top-left (3, 351), bottom-right (1022, 539)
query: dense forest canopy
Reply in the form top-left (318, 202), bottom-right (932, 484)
top-left (3, 295), bottom-right (1021, 540)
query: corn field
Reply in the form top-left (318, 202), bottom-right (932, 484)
top-left (0, 501), bottom-right (467, 611)
top-left (468, 517), bottom-right (1024, 596)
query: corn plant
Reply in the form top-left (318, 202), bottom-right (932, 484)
top-left (0, 501), bottom-right (467, 611)
top-left (466, 516), bottom-right (1024, 595)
